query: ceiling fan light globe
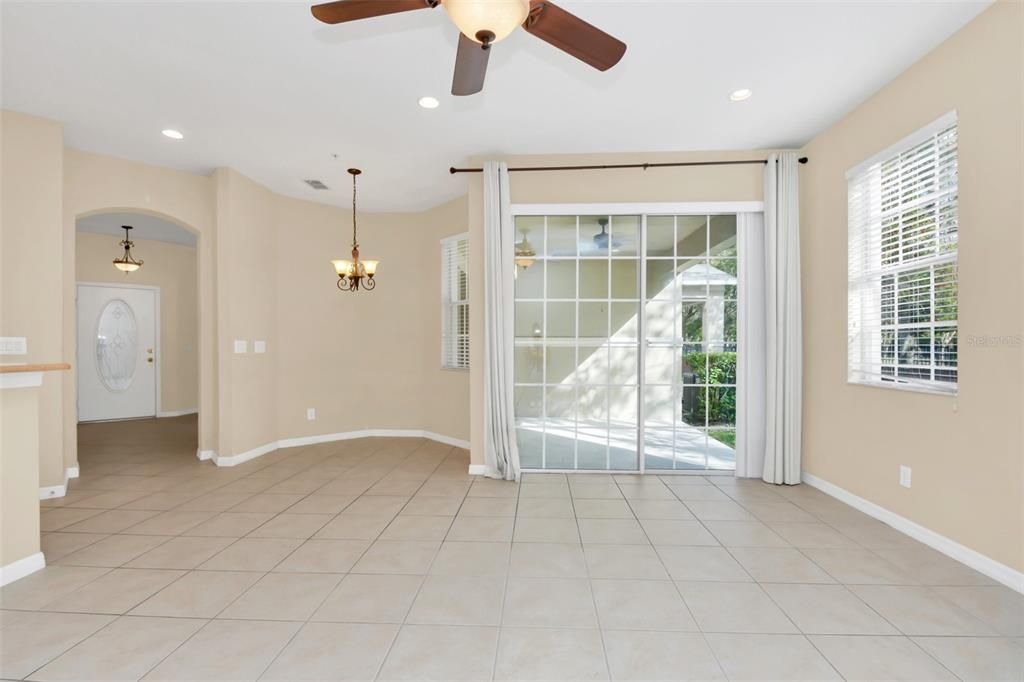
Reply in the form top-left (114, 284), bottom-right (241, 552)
top-left (443, 0), bottom-right (529, 44)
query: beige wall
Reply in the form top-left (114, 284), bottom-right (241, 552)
top-left (214, 169), bottom-right (278, 456)
top-left (272, 193), bottom-right (470, 447)
top-left (61, 151), bottom-right (468, 469)
top-left (467, 151), bottom-right (766, 466)
top-left (1, 111), bottom-right (67, 488)
top-left (800, 1), bottom-right (1023, 571)
top-left (64, 148), bottom-right (218, 472)
top-left (419, 196), bottom-right (472, 441)
top-left (76, 232), bottom-right (199, 414)
top-left (0, 384), bottom-right (42, 569)
top-left (212, 171), bottom-right (470, 457)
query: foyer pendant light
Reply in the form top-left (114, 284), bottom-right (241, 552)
top-left (113, 225), bottom-right (144, 273)
top-left (332, 168), bottom-right (379, 292)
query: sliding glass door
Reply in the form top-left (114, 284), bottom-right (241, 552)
top-left (513, 210), bottom-right (742, 473)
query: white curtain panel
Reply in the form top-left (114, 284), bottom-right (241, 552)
top-left (763, 152), bottom-right (803, 485)
top-left (735, 212), bottom-right (767, 478)
top-left (482, 161), bottom-right (521, 481)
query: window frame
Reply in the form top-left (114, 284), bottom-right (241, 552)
top-left (440, 232), bottom-right (470, 371)
top-left (846, 111), bottom-right (959, 396)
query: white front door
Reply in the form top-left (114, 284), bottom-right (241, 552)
top-left (77, 284), bottom-right (157, 421)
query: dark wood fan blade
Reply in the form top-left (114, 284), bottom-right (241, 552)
top-left (311, 0), bottom-right (434, 25)
top-left (523, 0), bottom-right (626, 71)
top-left (451, 33), bottom-right (490, 96)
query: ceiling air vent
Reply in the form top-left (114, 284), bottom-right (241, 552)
top-left (304, 179), bottom-right (329, 190)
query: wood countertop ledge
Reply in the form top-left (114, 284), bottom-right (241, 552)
top-left (0, 363), bottom-right (71, 373)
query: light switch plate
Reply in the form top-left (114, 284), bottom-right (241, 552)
top-left (234, 340), bottom-right (248, 354)
top-left (0, 337), bottom-right (28, 355)
top-left (899, 465), bottom-right (912, 488)
top-left (254, 340), bottom-right (267, 354)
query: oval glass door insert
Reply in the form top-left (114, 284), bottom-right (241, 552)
top-left (95, 298), bottom-right (138, 392)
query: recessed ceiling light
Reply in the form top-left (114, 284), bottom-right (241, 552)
top-left (161, 129), bottom-right (184, 139)
top-left (418, 96), bottom-right (440, 110)
top-left (729, 89), bottom-right (753, 102)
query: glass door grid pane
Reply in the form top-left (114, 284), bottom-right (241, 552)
top-left (514, 213), bottom-right (737, 472)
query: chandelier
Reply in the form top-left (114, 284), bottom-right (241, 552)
top-left (113, 225), bottom-right (144, 272)
top-left (332, 168), bottom-right (379, 292)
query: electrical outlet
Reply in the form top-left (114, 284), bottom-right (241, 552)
top-left (233, 340), bottom-right (248, 354)
top-left (899, 465), bottom-right (912, 488)
top-left (254, 340), bottom-right (267, 354)
top-left (307, 408), bottom-right (316, 421)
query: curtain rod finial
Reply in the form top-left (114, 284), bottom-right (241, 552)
top-left (798, 156), bottom-right (809, 164)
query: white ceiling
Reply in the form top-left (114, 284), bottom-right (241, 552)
top-left (2, 0), bottom-right (989, 212)
top-left (78, 212), bottom-right (198, 247)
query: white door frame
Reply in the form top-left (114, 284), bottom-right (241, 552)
top-left (509, 201), bottom-right (763, 475)
top-left (76, 281), bottom-right (161, 421)
top-left (512, 201), bottom-right (765, 217)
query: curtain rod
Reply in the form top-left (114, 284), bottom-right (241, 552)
top-left (449, 156), bottom-right (808, 174)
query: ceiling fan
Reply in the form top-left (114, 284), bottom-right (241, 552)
top-left (310, 0), bottom-right (627, 96)
top-left (592, 218), bottom-right (621, 252)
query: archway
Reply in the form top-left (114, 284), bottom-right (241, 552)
top-left (61, 201), bottom-right (216, 485)
top-left (73, 210), bottom-right (203, 471)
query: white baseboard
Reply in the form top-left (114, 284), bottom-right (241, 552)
top-left (212, 429), bottom-right (471, 468)
top-left (213, 440), bottom-right (278, 467)
top-left (467, 464), bottom-right (487, 476)
top-left (0, 552), bottom-right (45, 586)
top-left (158, 408), bottom-right (198, 418)
top-left (196, 449), bottom-right (215, 461)
top-left (39, 484), bottom-right (65, 499)
top-left (802, 472), bottom-right (1024, 594)
top-left (39, 465), bottom-right (82, 500)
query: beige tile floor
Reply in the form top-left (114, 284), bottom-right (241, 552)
top-left (1, 416), bottom-right (1022, 680)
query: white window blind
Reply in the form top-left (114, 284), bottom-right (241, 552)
top-left (441, 233), bottom-right (469, 369)
top-left (848, 111), bottom-right (959, 394)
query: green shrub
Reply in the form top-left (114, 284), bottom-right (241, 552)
top-left (683, 352), bottom-right (736, 425)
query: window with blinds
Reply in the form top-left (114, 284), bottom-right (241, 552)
top-left (847, 111), bottom-right (959, 394)
top-left (441, 233), bottom-right (469, 369)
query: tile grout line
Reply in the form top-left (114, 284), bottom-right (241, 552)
top-left (27, 436), bottom-right (460, 682)
top-left (369, 438), bottom-right (465, 682)
top-left (487, 471), bottom-right (521, 682)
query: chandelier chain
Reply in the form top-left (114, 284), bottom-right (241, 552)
top-left (351, 171), bottom-right (358, 248)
